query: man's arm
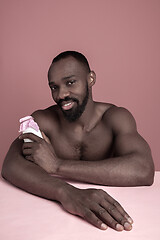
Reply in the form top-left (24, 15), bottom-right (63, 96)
top-left (56, 145), bottom-right (154, 186)
top-left (1, 136), bottom-right (133, 231)
top-left (28, 107), bottom-right (154, 186)
top-left (1, 137), bottom-right (69, 201)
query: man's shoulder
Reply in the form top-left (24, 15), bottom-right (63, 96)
top-left (31, 105), bottom-right (59, 133)
top-left (103, 105), bottom-right (133, 118)
top-left (102, 104), bottom-right (137, 134)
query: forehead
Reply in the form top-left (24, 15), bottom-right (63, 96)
top-left (48, 56), bottom-right (87, 82)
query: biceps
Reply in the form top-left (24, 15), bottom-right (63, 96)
top-left (113, 132), bottom-right (151, 157)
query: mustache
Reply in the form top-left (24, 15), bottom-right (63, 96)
top-left (57, 97), bottom-right (79, 106)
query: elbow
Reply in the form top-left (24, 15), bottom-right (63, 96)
top-left (1, 161), bottom-right (6, 179)
top-left (139, 161), bottom-right (155, 186)
top-left (133, 151), bottom-right (155, 186)
top-left (142, 168), bottom-right (155, 186)
top-left (144, 155), bottom-right (155, 186)
top-left (1, 160), bottom-right (9, 181)
top-left (142, 174), bottom-right (154, 186)
top-left (1, 153), bottom-right (15, 182)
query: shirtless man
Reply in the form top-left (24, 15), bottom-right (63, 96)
top-left (2, 51), bottom-right (154, 232)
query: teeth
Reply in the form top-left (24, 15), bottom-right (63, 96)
top-left (64, 102), bottom-right (72, 106)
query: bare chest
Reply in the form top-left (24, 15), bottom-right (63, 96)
top-left (51, 124), bottom-right (114, 161)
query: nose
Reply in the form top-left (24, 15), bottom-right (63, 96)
top-left (58, 87), bottom-right (70, 100)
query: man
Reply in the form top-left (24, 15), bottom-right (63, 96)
top-left (2, 51), bottom-right (154, 232)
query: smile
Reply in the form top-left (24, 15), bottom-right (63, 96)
top-left (61, 101), bottom-right (75, 110)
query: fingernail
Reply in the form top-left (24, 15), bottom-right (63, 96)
top-left (101, 223), bottom-right (108, 230)
top-left (116, 224), bottom-right (124, 231)
top-left (128, 217), bottom-right (133, 224)
top-left (124, 222), bottom-right (132, 231)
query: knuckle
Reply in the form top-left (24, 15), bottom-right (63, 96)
top-left (99, 208), bottom-right (106, 216)
top-left (83, 210), bottom-right (92, 220)
top-left (83, 210), bottom-right (102, 228)
top-left (24, 150), bottom-right (27, 155)
top-left (92, 193), bottom-right (98, 199)
top-left (95, 218), bottom-right (103, 228)
top-left (113, 201), bottom-right (120, 207)
top-left (98, 189), bottom-right (105, 195)
top-left (90, 190), bottom-right (98, 198)
top-left (108, 205), bottom-right (116, 213)
top-left (90, 189), bottom-right (104, 199)
top-left (118, 216), bottom-right (127, 225)
top-left (22, 144), bottom-right (26, 150)
top-left (96, 218), bottom-right (102, 225)
top-left (23, 149), bottom-right (27, 154)
top-left (118, 218), bottom-right (124, 224)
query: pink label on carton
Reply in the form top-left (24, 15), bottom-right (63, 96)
top-left (19, 116), bottom-right (39, 132)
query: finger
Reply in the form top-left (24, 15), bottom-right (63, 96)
top-left (82, 209), bottom-right (108, 231)
top-left (22, 142), bottom-right (33, 149)
top-left (100, 201), bottom-right (132, 231)
top-left (111, 200), bottom-right (133, 224)
top-left (105, 194), bottom-right (133, 224)
top-left (91, 204), bottom-right (124, 231)
top-left (41, 132), bottom-right (51, 144)
top-left (22, 148), bottom-right (32, 156)
top-left (19, 133), bottom-right (42, 143)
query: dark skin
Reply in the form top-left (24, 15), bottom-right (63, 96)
top-left (2, 56), bottom-right (154, 232)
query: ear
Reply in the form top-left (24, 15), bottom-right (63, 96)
top-left (88, 71), bottom-right (96, 87)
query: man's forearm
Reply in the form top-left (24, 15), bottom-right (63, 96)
top-left (1, 138), bottom-right (134, 231)
top-left (1, 138), bottom-right (71, 202)
top-left (56, 153), bottom-right (154, 186)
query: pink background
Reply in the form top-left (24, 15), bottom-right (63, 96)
top-left (0, 0), bottom-right (160, 170)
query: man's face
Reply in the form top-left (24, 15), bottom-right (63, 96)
top-left (48, 57), bottom-right (90, 122)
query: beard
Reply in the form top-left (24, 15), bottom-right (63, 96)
top-left (57, 86), bottom-right (89, 122)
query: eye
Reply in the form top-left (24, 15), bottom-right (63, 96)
top-left (50, 85), bottom-right (58, 91)
top-left (66, 80), bottom-right (76, 86)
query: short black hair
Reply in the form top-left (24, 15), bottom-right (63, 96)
top-left (51, 51), bottom-right (91, 73)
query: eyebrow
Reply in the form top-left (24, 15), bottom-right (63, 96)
top-left (49, 75), bottom-right (76, 86)
top-left (62, 75), bottom-right (76, 80)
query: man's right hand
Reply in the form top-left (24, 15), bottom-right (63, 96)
top-left (60, 186), bottom-right (133, 231)
top-left (19, 132), bottom-right (60, 174)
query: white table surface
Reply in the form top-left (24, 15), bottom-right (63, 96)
top-left (0, 172), bottom-right (160, 240)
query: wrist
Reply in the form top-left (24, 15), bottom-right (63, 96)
top-left (56, 182), bottom-right (76, 203)
top-left (54, 158), bottom-right (62, 175)
top-left (48, 157), bottom-right (62, 175)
